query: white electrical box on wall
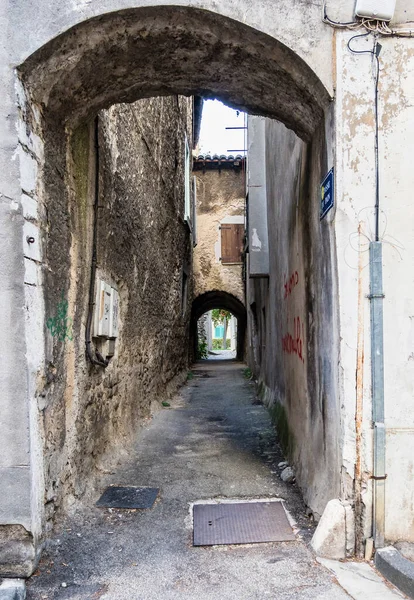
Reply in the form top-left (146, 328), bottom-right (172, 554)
top-left (93, 279), bottom-right (120, 339)
top-left (94, 280), bottom-right (111, 337)
top-left (355, 0), bottom-right (396, 21)
top-left (109, 288), bottom-right (119, 338)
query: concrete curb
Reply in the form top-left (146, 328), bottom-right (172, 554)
top-left (0, 579), bottom-right (26, 600)
top-left (375, 546), bottom-right (414, 599)
top-left (317, 557), bottom-right (405, 599)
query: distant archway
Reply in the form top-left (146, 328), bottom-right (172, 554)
top-left (191, 291), bottom-right (247, 361)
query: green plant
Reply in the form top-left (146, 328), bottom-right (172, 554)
top-left (187, 371), bottom-right (194, 380)
top-left (212, 339), bottom-right (223, 350)
top-left (243, 367), bottom-right (252, 379)
top-left (196, 339), bottom-right (208, 359)
top-left (162, 401), bottom-right (170, 407)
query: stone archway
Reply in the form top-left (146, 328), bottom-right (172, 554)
top-left (3, 4), bottom-right (335, 576)
top-left (191, 291), bottom-right (247, 361)
top-left (19, 6), bottom-right (330, 139)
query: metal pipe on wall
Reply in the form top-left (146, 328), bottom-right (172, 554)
top-left (369, 241), bottom-right (386, 548)
top-left (346, 31), bottom-right (386, 551)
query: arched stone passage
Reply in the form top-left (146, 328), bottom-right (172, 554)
top-left (14, 8), bottom-right (331, 507)
top-left (6, 5), bottom-right (335, 577)
top-left (191, 291), bottom-right (247, 361)
top-left (18, 6), bottom-right (330, 140)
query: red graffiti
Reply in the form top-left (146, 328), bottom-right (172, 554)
top-left (282, 316), bottom-right (305, 363)
top-left (284, 271), bottom-right (299, 299)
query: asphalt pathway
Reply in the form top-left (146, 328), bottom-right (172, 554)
top-left (27, 360), bottom-right (351, 600)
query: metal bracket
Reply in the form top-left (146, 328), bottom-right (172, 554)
top-left (370, 474), bottom-right (387, 480)
top-left (366, 293), bottom-right (385, 299)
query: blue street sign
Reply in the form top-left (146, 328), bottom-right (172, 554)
top-left (320, 168), bottom-right (334, 220)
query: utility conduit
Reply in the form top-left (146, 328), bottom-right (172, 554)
top-left (354, 222), bottom-right (365, 556)
top-left (369, 242), bottom-right (386, 549)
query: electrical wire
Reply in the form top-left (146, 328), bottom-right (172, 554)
top-left (322, 2), bottom-right (360, 28)
top-left (347, 31), bottom-right (374, 55)
top-left (347, 33), bottom-right (381, 241)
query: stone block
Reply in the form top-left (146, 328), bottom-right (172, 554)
top-left (0, 470), bottom-right (31, 528)
top-left (22, 222), bottom-right (41, 262)
top-left (21, 194), bottom-right (37, 221)
top-left (280, 467), bottom-right (295, 483)
top-left (344, 503), bottom-right (355, 557)
top-left (375, 546), bottom-right (414, 599)
top-left (0, 525), bottom-right (36, 578)
top-left (17, 146), bottom-right (37, 196)
top-left (24, 258), bottom-right (37, 286)
top-left (0, 579), bottom-right (26, 600)
top-left (311, 499), bottom-right (346, 559)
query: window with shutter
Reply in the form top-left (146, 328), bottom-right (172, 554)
top-left (221, 223), bottom-right (244, 264)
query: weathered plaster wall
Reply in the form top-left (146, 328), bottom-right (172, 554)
top-left (247, 113), bottom-right (340, 520)
top-left (33, 96), bottom-right (193, 544)
top-left (193, 165), bottom-right (245, 304)
top-left (335, 31), bottom-right (414, 543)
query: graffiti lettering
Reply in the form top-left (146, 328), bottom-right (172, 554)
top-left (282, 316), bottom-right (305, 363)
top-left (47, 291), bottom-right (73, 342)
top-left (284, 271), bottom-right (299, 299)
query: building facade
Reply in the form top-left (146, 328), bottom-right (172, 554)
top-left (192, 154), bottom-right (246, 304)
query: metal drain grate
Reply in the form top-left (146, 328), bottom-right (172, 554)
top-left (193, 501), bottom-right (295, 546)
top-left (96, 486), bottom-right (159, 509)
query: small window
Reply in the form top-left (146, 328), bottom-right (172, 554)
top-left (220, 223), bottom-right (244, 264)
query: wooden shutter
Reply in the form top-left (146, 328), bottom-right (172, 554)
top-left (221, 223), bottom-right (244, 263)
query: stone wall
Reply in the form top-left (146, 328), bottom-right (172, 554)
top-left (39, 96), bottom-right (193, 532)
top-left (193, 161), bottom-right (245, 304)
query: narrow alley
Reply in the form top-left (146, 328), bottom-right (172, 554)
top-left (26, 361), bottom-right (395, 600)
top-left (3, 3), bottom-right (414, 597)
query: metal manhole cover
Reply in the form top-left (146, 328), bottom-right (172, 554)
top-left (96, 486), bottom-right (159, 509)
top-left (193, 501), bottom-right (295, 546)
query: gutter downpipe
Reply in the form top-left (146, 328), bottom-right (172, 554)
top-left (370, 38), bottom-right (386, 550)
top-left (85, 117), bottom-right (108, 368)
top-left (369, 241), bottom-right (386, 549)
